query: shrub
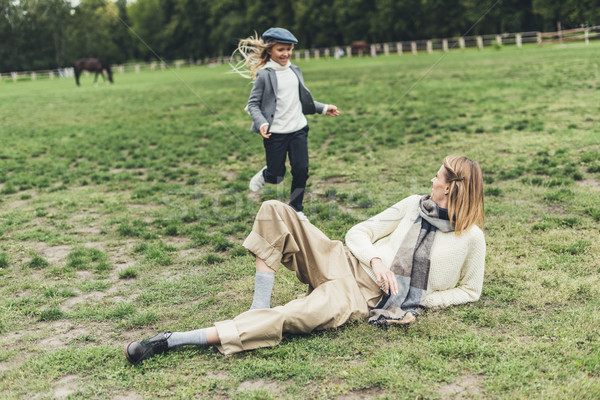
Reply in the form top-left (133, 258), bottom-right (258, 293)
top-left (118, 267), bottom-right (138, 279)
top-left (28, 255), bottom-right (49, 269)
top-left (201, 254), bottom-right (224, 265)
top-left (0, 252), bottom-right (8, 268)
top-left (38, 307), bottom-right (64, 321)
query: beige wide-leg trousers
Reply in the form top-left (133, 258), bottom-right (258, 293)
top-left (214, 200), bottom-right (383, 355)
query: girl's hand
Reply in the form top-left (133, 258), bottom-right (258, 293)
top-left (260, 124), bottom-right (271, 139)
top-left (326, 105), bottom-right (340, 117)
top-left (371, 258), bottom-right (399, 295)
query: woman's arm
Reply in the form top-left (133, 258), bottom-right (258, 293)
top-left (422, 229), bottom-right (486, 308)
top-left (345, 195), bottom-right (417, 268)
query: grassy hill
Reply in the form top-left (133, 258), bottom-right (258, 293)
top-left (0, 42), bottom-right (599, 399)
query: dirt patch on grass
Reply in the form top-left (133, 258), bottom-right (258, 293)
top-left (207, 371), bottom-right (229, 380)
top-left (28, 242), bottom-right (71, 264)
top-left (61, 291), bottom-right (105, 312)
top-left (237, 379), bottom-right (283, 396)
top-left (336, 387), bottom-right (387, 399)
top-left (438, 374), bottom-right (485, 399)
top-left (53, 374), bottom-right (79, 399)
top-left (112, 392), bottom-right (143, 400)
top-left (221, 170), bottom-right (237, 182)
top-left (320, 175), bottom-right (347, 184)
top-left (577, 179), bottom-right (599, 187)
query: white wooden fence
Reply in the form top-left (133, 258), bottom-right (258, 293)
top-left (2, 26), bottom-right (598, 83)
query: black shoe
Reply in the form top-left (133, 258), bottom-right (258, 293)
top-left (125, 332), bottom-right (171, 365)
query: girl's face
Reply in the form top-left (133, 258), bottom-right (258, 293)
top-left (267, 43), bottom-right (293, 66)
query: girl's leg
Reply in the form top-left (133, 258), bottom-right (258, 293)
top-left (263, 133), bottom-right (288, 184)
top-left (287, 127), bottom-right (309, 212)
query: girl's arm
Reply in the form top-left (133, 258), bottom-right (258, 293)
top-left (247, 73), bottom-right (269, 129)
top-left (314, 102), bottom-right (339, 116)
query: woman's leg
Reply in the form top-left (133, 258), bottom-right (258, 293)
top-left (125, 327), bottom-right (221, 365)
top-left (126, 200), bottom-right (367, 363)
top-left (249, 257), bottom-right (275, 310)
top-left (215, 200), bottom-right (370, 354)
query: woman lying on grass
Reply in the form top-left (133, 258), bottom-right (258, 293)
top-left (125, 155), bottom-right (486, 364)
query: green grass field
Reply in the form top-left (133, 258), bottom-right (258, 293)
top-left (1, 42), bottom-right (599, 399)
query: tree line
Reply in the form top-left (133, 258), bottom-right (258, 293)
top-left (1, 0), bottom-right (598, 73)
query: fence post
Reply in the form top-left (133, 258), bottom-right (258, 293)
top-left (397, 42), bottom-right (403, 55)
top-left (516, 33), bottom-right (522, 48)
top-left (118, 65), bottom-right (124, 74)
top-left (477, 36), bottom-right (483, 50)
top-left (334, 47), bottom-right (342, 59)
top-left (295, 51), bottom-right (300, 61)
top-left (459, 37), bottom-right (465, 49)
top-left (496, 35), bottom-right (502, 46)
top-left (135, 64), bottom-right (140, 73)
top-left (370, 44), bottom-right (376, 57)
top-left (49, 71), bottom-right (54, 80)
top-left (442, 39), bottom-right (448, 52)
top-left (315, 49), bottom-right (320, 60)
top-left (383, 43), bottom-right (390, 56)
top-left (411, 41), bottom-right (417, 54)
top-left (304, 49), bottom-right (310, 61)
top-left (12, 72), bottom-right (17, 82)
top-left (324, 48), bottom-right (330, 59)
top-left (426, 40), bottom-right (433, 53)
top-left (537, 32), bottom-right (542, 45)
top-left (585, 29), bottom-right (589, 45)
top-left (346, 46), bottom-right (352, 58)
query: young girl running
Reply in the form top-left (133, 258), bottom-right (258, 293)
top-left (232, 27), bottom-right (340, 220)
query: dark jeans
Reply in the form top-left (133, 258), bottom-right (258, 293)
top-left (263, 126), bottom-right (309, 212)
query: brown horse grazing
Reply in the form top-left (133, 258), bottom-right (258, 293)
top-left (350, 41), bottom-right (370, 56)
top-left (74, 58), bottom-right (113, 86)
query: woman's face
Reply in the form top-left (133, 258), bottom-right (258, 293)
top-left (430, 164), bottom-right (450, 207)
top-left (267, 43), bottom-right (293, 66)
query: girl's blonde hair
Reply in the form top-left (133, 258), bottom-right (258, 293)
top-left (443, 155), bottom-right (485, 234)
top-left (230, 33), bottom-right (281, 80)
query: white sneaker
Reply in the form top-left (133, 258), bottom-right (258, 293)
top-left (249, 166), bottom-right (267, 192)
top-left (296, 211), bottom-right (309, 222)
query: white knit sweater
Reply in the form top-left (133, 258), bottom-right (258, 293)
top-left (345, 195), bottom-right (486, 308)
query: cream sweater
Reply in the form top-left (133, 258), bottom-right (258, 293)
top-left (345, 195), bottom-right (486, 308)
top-left (260, 60), bottom-right (327, 133)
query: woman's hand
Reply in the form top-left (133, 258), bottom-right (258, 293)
top-left (371, 258), bottom-right (398, 295)
top-left (326, 105), bottom-right (340, 117)
top-left (260, 124), bottom-right (271, 139)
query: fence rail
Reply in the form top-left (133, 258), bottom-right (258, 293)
top-left (2, 26), bottom-right (599, 83)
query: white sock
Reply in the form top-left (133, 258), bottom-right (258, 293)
top-left (250, 271), bottom-right (275, 310)
top-left (166, 329), bottom-right (208, 349)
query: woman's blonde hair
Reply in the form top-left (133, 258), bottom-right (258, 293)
top-left (443, 155), bottom-right (485, 234)
top-left (230, 33), bottom-right (281, 80)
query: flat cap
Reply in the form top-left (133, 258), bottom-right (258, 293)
top-left (262, 27), bottom-right (298, 44)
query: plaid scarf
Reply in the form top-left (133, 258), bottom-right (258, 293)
top-left (368, 195), bottom-right (452, 325)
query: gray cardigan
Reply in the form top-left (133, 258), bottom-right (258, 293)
top-left (246, 64), bottom-right (326, 134)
